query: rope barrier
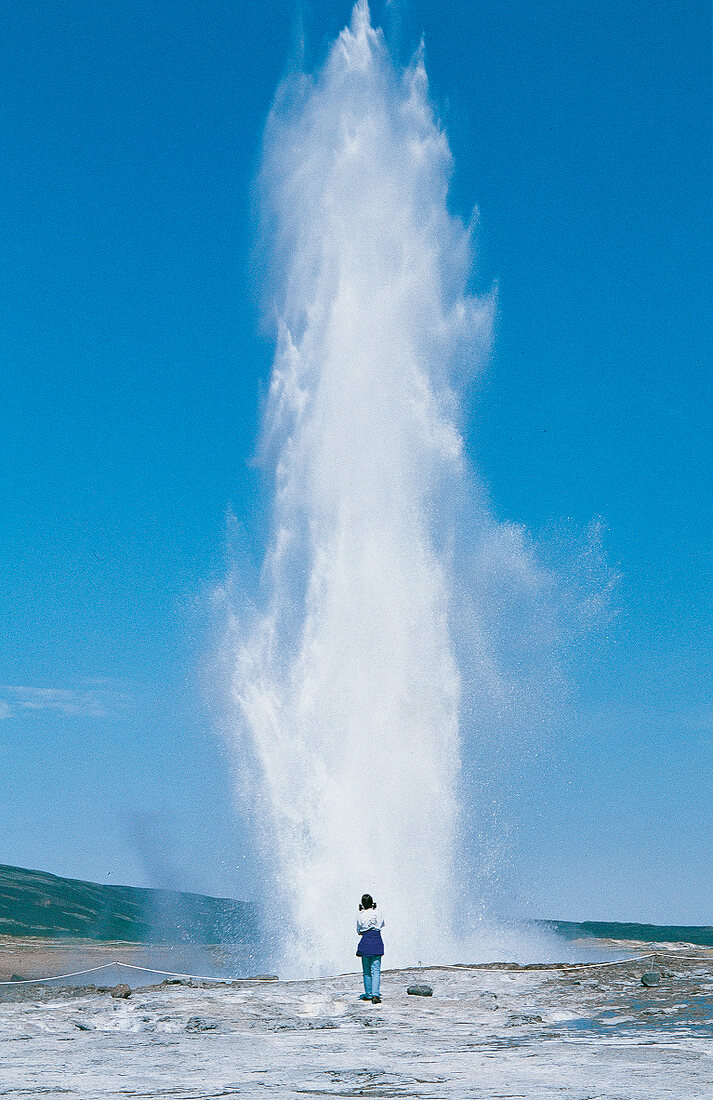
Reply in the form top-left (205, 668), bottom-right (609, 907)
top-left (0, 949), bottom-right (709, 987)
top-left (115, 962), bottom-right (275, 983)
top-left (0, 940), bottom-right (138, 949)
top-left (0, 962), bottom-right (276, 987)
top-left (446, 950), bottom-right (710, 974)
top-left (0, 963), bottom-right (115, 986)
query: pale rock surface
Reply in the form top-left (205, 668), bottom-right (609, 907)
top-left (1, 951), bottom-right (712, 1098)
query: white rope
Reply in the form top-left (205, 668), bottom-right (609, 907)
top-left (0, 940), bottom-right (137, 949)
top-left (0, 961), bottom-right (331, 987)
top-left (0, 949), bottom-right (709, 987)
top-left (0, 962), bottom-right (278, 987)
top-left (117, 963), bottom-right (359, 986)
top-left (448, 950), bottom-right (710, 974)
top-left (115, 962), bottom-right (275, 983)
top-left (0, 963), bottom-right (115, 986)
top-left (0, 961), bottom-right (353, 987)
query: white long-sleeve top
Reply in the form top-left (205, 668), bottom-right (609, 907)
top-left (357, 909), bottom-right (385, 934)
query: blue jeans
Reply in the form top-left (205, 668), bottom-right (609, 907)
top-left (361, 955), bottom-right (381, 997)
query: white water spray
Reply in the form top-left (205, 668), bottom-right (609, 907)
top-left (231, 2), bottom-right (497, 975)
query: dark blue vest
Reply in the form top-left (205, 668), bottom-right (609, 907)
top-left (356, 928), bottom-right (384, 956)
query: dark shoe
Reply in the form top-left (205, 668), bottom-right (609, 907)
top-left (359, 994), bottom-right (371, 1000)
top-left (371, 995), bottom-right (381, 1004)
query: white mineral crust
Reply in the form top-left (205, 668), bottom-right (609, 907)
top-left (1, 955), bottom-right (712, 1098)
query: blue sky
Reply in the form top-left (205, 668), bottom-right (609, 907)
top-left (1, 0), bottom-right (711, 924)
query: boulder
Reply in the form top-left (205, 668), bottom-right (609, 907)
top-left (641, 971), bottom-right (660, 987)
top-left (110, 984), bottom-right (131, 999)
top-left (186, 1016), bottom-right (219, 1032)
top-left (407, 983), bottom-right (433, 997)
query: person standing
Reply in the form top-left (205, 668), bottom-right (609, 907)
top-left (356, 893), bottom-right (384, 1003)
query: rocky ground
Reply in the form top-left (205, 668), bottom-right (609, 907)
top-left (1, 940), bottom-right (712, 1098)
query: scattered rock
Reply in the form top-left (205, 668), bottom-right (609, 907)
top-left (247, 974), bottom-right (279, 981)
top-left (186, 1016), bottom-right (219, 1032)
top-left (641, 971), bottom-right (661, 987)
top-left (407, 983), bottom-right (433, 997)
top-left (9, 974), bottom-right (27, 983)
top-left (73, 1020), bottom-right (92, 1031)
top-left (110, 984), bottom-right (131, 999)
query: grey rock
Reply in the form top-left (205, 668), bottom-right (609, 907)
top-left (641, 971), bottom-right (660, 987)
top-left (9, 974), bottom-right (27, 983)
top-left (186, 1016), bottom-right (219, 1032)
top-left (407, 983), bottom-right (433, 996)
top-left (110, 983), bottom-right (132, 999)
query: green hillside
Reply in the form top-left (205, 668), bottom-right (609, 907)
top-left (541, 918), bottom-right (713, 948)
top-left (0, 864), bottom-right (258, 943)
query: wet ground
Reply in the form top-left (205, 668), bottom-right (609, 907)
top-left (1, 941), bottom-right (712, 1098)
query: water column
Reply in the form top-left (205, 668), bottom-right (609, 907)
top-left (232, 1), bottom-right (493, 975)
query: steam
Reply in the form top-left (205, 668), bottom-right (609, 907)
top-left (223, 2), bottom-right (605, 975)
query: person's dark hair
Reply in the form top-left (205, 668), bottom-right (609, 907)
top-left (360, 893), bottom-right (376, 910)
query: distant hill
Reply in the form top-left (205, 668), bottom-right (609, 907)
top-left (540, 919), bottom-right (713, 948)
top-left (0, 864), bottom-right (258, 943)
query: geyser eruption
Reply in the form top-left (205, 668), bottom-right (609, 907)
top-left (231, 2), bottom-right (494, 975)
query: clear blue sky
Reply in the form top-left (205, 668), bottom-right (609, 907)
top-left (1, 0), bottom-right (711, 924)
